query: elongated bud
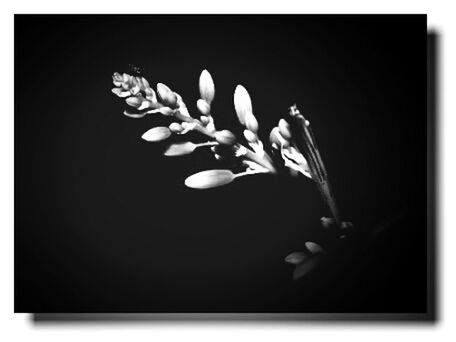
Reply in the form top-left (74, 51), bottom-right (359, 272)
top-left (244, 129), bottom-right (257, 143)
top-left (141, 127), bottom-right (171, 142)
top-left (185, 169), bottom-right (235, 189)
top-left (199, 69), bottom-right (215, 104)
top-left (234, 85), bottom-right (252, 125)
top-left (305, 241), bottom-right (325, 255)
top-left (215, 130), bottom-right (236, 146)
top-left (285, 252), bottom-right (308, 265)
top-left (278, 118), bottom-right (292, 139)
top-left (157, 83), bottom-right (178, 108)
top-left (169, 122), bottom-right (184, 133)
top-left (126, 96), bottom-right (142, 108)
top-left (197, 99), bottom-right (211, 116)
top-left (164, 142), bottom-right (196, 156)
top-left (244, 111), bottom-right (259, 133)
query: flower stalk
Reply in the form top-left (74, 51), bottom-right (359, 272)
top-left (287, 105), bottom-right (342, 227)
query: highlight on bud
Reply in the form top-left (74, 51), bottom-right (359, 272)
top-left (234, 85), bottom-right (252, 125)
top-left (164, 142), bottom-right (196, 156)
top-left (184, 169), bottom-right (235, 189)
top-left (199, 69), bottom-right (215, 104)
top-left (157, 83), bottom-right (178, 108)
top-left (141, 126), bottom-right (172, 142)
top-left (197, 99), bottom-right (211, 116)
top-left (215, 130), bottom-right (236, 146)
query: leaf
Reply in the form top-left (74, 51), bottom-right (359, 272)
top-left (164, 142), bottom-right (196, 156)
top-left (293, 254), bottom-right (323, 280)
top-left (234, 85), bottom-right (252, 125)
top-left (199, 69), bottom-right (215, 104)
top-left (184, 170), bottom-right (235, 189)
top-left (305, 241), bottom-right (326, 255)
top-left (141, 127), bottom-right (172, 142)
top-left (284, 252), bottom-right (308, 265)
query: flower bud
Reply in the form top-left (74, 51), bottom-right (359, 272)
top-left (185, 169), bottom-right (235, 189)
top-left (169, 122), bottom-right (184, 133)
top-left (320, 217), bottom-right (336, 229)
top-left (244, 111), bottom-right (259, 133)
top-left (269, 127), bottom-right (289, 148)
top-left (199, 69), bottom-right (215, 104)
top-left (157, 83), bottom-right (178, 108)
top-left (200, 116), bottom-right (210, 125)
top-left (197, 99), bottom-right (211, 116)
top-left (234, 85), bottom-right (252, 125)
top-left (243, 129), bottom-right (257, 143)
top-left (112, 72), bottom-right (123, 86)
top-left (284, 252), bottom-right (308, 265)
top-left (278, 118), bottom-right (292, 139)
top-left (215, 130), bottom-right (237, 146)
top-left (141, 126), bottom-right (171, 142)
top-left (164, 142), bottom-right (196, 156)
top-left (144, 87), bottom-right (157, 102)
top-left (125, 96), bottom-right (142, 108)
top-left (305, 241), bottom-right (325, 255)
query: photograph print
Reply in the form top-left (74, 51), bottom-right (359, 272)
top-left (15, 14), bottom-right (433, 319)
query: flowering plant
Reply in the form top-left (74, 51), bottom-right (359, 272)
top-left (111, 69), bottom-right (353, 279)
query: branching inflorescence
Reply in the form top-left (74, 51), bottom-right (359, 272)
top-left (111, 69), bottom-right (352, 279)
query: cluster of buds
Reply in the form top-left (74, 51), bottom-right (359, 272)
top-left (112, 69), bottom-right (279, 189)
top-left (111, 68), bottom-right (352, 279)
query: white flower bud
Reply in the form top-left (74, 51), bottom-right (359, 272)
top-left (141, 127), bottom-right (172, 142)
top-left (269, 127), bottom-right (289, 148)
top-left (234, 85), bottom-right (252, 125)
top-left (185, 169), bottom-right (235, 189)
top-left (215, 130), bottom-right (236, 146)
top-left (199, 69), bottom-right (215, 104)
top-left (197, 99), bottom-right (211, 116)
top-left (200, 116), bottom-right (210, 125)
top-left (284, 252), bottom-right (308, 265)
top-left (125, 96), bottom-right (142, 108)
top-left (278, 118), bottom-right (292, 139)
top-left (244, 111), bottom-right (259, 133)
top-left (164, 142), bottom-right (196, 156)
top-left (169, 122), bottom-right (184, 133)
top-left (305, 241), bottom-right (325, 255)
top-left (243, 129), bottom-right (257, 143)
top-left (157, 83), bottom-right (178, 108)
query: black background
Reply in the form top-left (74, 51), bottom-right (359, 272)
top-left (15, 15), bottom-right (428, 313)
